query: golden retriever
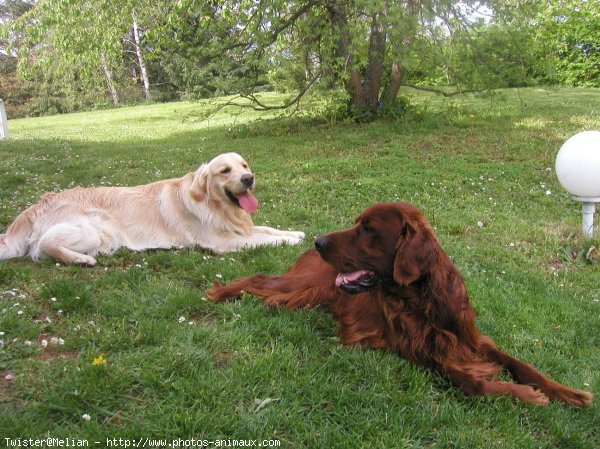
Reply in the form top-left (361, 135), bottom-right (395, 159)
top-left (0, 152), bottom-right (305, 265)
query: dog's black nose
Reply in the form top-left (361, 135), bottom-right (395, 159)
top-left (314, 236), bottom-right (328, 252)
top-left (241, 174), bottom-right (254, 187)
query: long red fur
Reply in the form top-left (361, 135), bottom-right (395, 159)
top-left (207, 203), bottom-right (592, 407)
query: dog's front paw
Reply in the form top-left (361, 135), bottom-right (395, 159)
top-left (287, 231), bottom-right (305, 240)
top-left (284, 235), bottom-right (305, 246)
top-left (73, 255), bottom-right (97, 266)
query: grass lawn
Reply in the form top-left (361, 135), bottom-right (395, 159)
top-left (0, 87), bottom-right (599, 448)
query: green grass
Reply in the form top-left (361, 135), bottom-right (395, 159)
top-left (0, 87), bottom-right (599, 448)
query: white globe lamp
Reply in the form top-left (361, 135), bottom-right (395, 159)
top-left (555, 130), bottom-right (600, 238)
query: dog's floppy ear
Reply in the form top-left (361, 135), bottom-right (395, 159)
top-left (190, 164), bottom-right (210, 202)
top-left (393, 219), bottom-right (439, 286)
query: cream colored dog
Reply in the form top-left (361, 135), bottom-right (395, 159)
top-left (0, 152), bottom-right (305, 265)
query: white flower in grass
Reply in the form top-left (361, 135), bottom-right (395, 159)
top-left (41, 339), bottom-right (48, 348)
top-left (215, 273), bottom-right (223, 279)
top-left (178, 316), bottom-right (186, 323)
top-left (24, 340), bottom-right (32, 346)
top-left (545, 190), bottom-right (552, 195)
top-left (50, 297), bottom-right (57, 302)
top-left (82, 414), bottom-right (91, 421)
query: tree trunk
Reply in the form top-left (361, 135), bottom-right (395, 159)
top-left (132, 10), bottom-right (151, 100)
top-left (100, 52), bottom-right (119, 106)
top-left (327, 2), bottom-right (364, 107)
top-left (328, 2), bottom-right (391, 112)
top-left (364, 12), bottom-right (387, 110)
top-left (386, 61), bottom-right (404, 105)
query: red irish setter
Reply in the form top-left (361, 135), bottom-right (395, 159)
top-left (207, 202), bottom-right (592, 407)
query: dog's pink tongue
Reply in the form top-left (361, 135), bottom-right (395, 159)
top-left (335, 270), bottom-right (371, 287)
top-left (237, 191), bottom-right (258, 214)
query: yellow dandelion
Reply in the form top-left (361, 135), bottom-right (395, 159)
top-left (92, 353), bottom-right (106, 366)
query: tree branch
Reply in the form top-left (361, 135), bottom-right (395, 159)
top-left (236, 73), bottom-right (321, 110)
top-left (217, 0), bottom-right (320, 56)
top-left (200, 73), bottom-right (321, 123)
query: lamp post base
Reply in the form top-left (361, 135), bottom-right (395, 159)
top-left (582, 203), bottom-right (595, 238)
top-left (572, 196), bottom-right (600, 238)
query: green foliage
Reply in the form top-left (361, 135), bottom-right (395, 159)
top-left (534, 0), bottom-right (600, 87)
top-left (1, 0), bottom-right (157, 115)
top-left (345, 95), bottom-right (415, 123)
top-left (9, 0), bottom-right (121, 86)
top-left (147, 1), bottom-right (259, 99)
top-left (442, 24), bottom-right (534, 88)
top-left (1, 0), bottom-right (599, 117)
top-left (490, 0), bottom-right (600, 88)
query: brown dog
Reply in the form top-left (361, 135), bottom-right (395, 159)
top-left (208, 202), bottom-right (592, 407)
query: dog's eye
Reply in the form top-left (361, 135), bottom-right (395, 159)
top-left (220, 167), bottom-right (232, 174)
top-left (361, 224), bottom-right (376, 234)
top-left (242, 164), bottom-right (248, 169)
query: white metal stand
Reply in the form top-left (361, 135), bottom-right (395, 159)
top-left (573, 196), bottom-right (600, 238)
top-left (0, 100), bottom-right (8, 140)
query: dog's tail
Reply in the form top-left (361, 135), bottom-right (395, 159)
top-left (0, 209), bottom-right (34, 260)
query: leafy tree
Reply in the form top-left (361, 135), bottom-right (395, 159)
top-left (153, 0), bottom-right (536, 117)
top-left (146, 0), bottom-right (260, 99)
top-left (489, 0), bottom-right (599, 88)
top-left (2, 0), bottom-right (597, 117)
top-left (3, 0), bottom-right (159, 111)
top-left (533, 0), bottom-right (599, 87)
top-left (0, 0), bottom-right (35, 116)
